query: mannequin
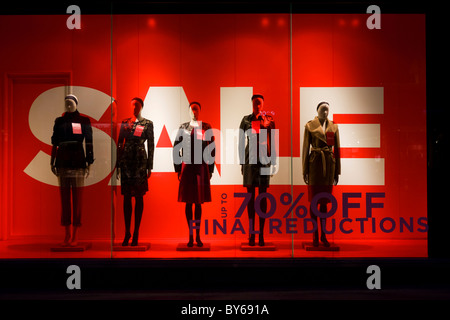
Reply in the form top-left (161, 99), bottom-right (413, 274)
top-left (239, 94), bottom-right (276, 246)
top-left (117, 97), bottom-right (154, 246)
top-left (173, 102), bottom-right (215, 247)
top-left (51, 94), bottom-right (93, 247)
top-left (302, 102), bottom-right (341, 247)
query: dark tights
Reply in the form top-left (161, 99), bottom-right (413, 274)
top-left (123, 194), bottom-right (144, 246)
top-left (310, 202), bottom-right (330, 246)
top-left (246, 186), bottom-right (267, 245)
top-left (185, 203), bottom-right (202, 246)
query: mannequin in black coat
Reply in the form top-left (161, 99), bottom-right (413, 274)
top-left (51, 94), bottom-right (93, 247)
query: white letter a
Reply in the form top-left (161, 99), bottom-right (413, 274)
top-left (366, 265), bottom-right (381, 289)
top-left (66, 5), bottom-right (81, 30)
top-left (66, 265), bottom-right (81, 290)
top-left (366, 5), bottom-right (381, 29)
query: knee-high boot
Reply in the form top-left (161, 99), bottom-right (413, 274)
top-left (185, 203), bottom-right (194, 247)
top-left (131, 196), bottom-right (144, 246)
top-left (194, 204), bottom-right (203, 247)
top-left (122, 194), bottom-right (132, 246)
top-left (246, 187), bottom-right (256, 246)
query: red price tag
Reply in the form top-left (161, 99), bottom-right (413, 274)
top-left (196, 128), bottom-right (204, 140)
top-left (134, 125), bottom-right (144, 137)
top-left (326, 132), bottom-right (335, 146)
top-left (72, 123), bottom-right (82, 134)
top-left (252, 120), bottom-right (260, 134)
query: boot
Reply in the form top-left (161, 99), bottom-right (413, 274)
top-left (131, 230), bottom-right (139, 246)
top-left (320, 233), bottom-right (330, 247)
top-left (320, 218), bottom-right (330, 247)
top-left (196, 234), bottom-right (203, 247)
top-left (258, 233), bottom-right (265, 246)
top-left (249, 234), bottom-right (256, 246)
top-left (259, 218), bottom-right (266, 246)
top-left (122, 231), bottom-right (131, 246)
top-left (187, 234), bottom-right (194, 247)
top-left (312, 230), bottom-right (319, 247)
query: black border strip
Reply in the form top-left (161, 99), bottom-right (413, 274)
top-left (0, 1), bottom-right (432, 15)
top-left (0, 1), bottom-right (448, 298)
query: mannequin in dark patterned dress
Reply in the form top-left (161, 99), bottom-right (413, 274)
top-left (117, 98), bottom-right (154, 246)
top-left (173, 102), bottom-right (215, 247)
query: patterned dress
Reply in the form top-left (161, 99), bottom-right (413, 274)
top-left (117, 118), bottom-right (154, 196)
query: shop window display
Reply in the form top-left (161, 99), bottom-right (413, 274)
top-left (0, 10), bottom-right (427, 259)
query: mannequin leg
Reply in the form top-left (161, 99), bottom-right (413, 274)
top-left (258, 186), bottom-right (267, 246)
top-left (246, 187), bottom-right (256, 246)
top-left (131, 195), bottom-right (144, 246)
top-left (194, 204), bottom-right (203, 247)
top-left (319, 203), bottom-right (330, 247)
top-left (70, 173), bottom-right (84, 246)
top-left (70, 169), bottom-right (84, 246)
top-left (62, 226), bottom-right (71, 246)
top-left (122, 194), bottom-right (132, 246)
top-left (71, 226), bottom-right (78, 246)
top-left (310, 204), bottom-right (319, 247)
top-left (59, 169), bottom-right (71, 245)
top-left (185, 203), bottom-right (194, 247)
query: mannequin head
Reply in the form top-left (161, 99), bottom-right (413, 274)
top-left (251, 94), bottom-right (264, 115)
top-left (189, 102), bottom-right (201, 121)
top-left (65, 94), bottom-right (78, 113)
top-left (131, 97), bottom-right (144, 118)
top-left (317, 101), bottom-right (329, 120)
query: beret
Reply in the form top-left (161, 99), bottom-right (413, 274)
top-left (65, 94), bottom-right (78, 105)
top-left (316, 101), bottom-right (329, 110)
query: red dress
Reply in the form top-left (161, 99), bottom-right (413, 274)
top-left (173, 122), bottom-right (215, 204)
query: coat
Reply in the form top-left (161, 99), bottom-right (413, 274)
top-left (239, 113), bottom-right (276, 187)
top-left (51, 110), bottom-right (94, 169)
top-left (173, 121), bottom-right (215, 203)
top-left (117, 117), bottom-right (155, 196)
top-left (302, 117), bottom-right (341, 199)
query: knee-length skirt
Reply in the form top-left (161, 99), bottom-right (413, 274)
top-left (178, 162), bottom-right (211, 204)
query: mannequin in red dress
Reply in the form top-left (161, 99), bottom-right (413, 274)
top-left (173, 102), bottom-right (215, 247)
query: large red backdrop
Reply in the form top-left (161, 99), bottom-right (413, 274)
top-left (0, 13), bottom-right (426, 257)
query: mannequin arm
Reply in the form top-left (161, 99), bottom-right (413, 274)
top-left (85, 165), bottom-right (90, 178)
top-left (334, 175), bottom-right (339, 186)
top-left (50, 145), bottom-right (58, 176)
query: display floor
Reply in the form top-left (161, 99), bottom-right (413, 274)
top-left (0, 238), bottom-right (427, 259)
